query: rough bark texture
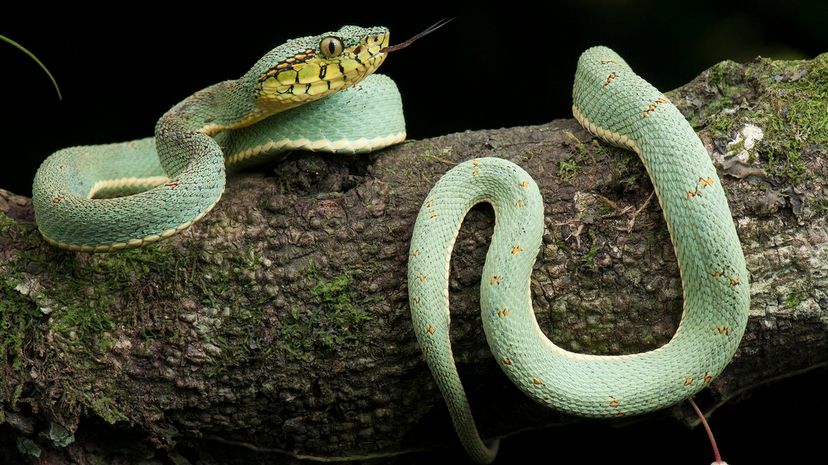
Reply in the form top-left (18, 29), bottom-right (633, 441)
top-left (1, 54), bottom-right (827, 465)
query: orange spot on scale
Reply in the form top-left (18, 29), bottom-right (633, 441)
top-left (519, 180), bottom-right (529, 189)
top-left (684, 376), bottom-right (694, 386)
top-left (532, 377), bottom-right (543, 385)
top-left (502, 357), bottom-right (513, 365)
top-left (426, 325), bottom-right (436, 334)
top-left (490, 275), bottom-right (501, 285)
top-left (603, 71), bottom-right (618, 87)
top-left (703, 373), bottom-right (713, 384)
top-left (511, 246), bottom-right (523, 255)
top-left (417, 274), bottom-right (428, 283)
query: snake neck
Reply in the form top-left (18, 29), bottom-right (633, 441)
top-left (157, 80), bottom-right (262, 136)
top-left (154, 79), bottom-right (267, 177)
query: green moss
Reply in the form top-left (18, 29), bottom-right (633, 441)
top-left (745, 55), bottom-right (828, 183)
top-left (689, 54), bottom-right (828, 184)
top-left (558, 159), bottom-right (581, 181)
top-left (707, 113), bottom-right (735, 139)
top-left (36, 245), bottom-right (187, 346)
top-left (580, 231), bottom-right (602, 270)
top-left (0, 213), bottom-right (13, 234)
top-left (680, 60), bottom-right (750, 129)
top-left (589, 139), bottom-right (607, 157)
top-left (1, 232), bottom-right (209, 418)
top-left (783, 291), bottom-right (805, 309)
top-left (613, 152), bottom-right (640, 188)
top-left (311, 275), bottom-right (353, 313)
top-left (306, 272), bottom-right (370, 348)
top-left (558, 131), bottom-right (596, 182)
top-left (565, 131), bottom-right (589, 159)
top-left (86, 393), bottom-right (129, 424)
top-left (274, 267), bottom-right (374, 362)
top-left (0, 212), bottom-right (40, 249)
top-left (0, 275), bottom-right (39, 371)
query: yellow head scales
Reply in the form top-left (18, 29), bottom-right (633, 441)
top-left (257, 30), bottom-right (389, 109)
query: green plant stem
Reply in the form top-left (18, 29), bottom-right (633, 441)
top-left (0, 33), bottom-right (62, 99)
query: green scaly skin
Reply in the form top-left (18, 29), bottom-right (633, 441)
top-left (32, 26), bottom-right (405, 252)
top-left (408, 46), bottom-right (750, 463)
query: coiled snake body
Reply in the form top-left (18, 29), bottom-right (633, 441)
top-left (33, 29), bottom-right (749, 464)
top-left (33, 26), bottom-right (404, 251)
top-left (408, 47), bottom-right (749, 463)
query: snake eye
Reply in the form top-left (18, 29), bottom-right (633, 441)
top-left (319, 36), bottom-right (344, 58)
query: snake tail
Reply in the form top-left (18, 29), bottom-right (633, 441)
top-left (408, 47), bottom-right (749, 463)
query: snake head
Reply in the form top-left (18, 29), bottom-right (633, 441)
top-left (253, 26), bottom-right (390, 112)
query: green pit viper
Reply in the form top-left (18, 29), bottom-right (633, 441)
top-left (32, 27), bottom-right (748, 465)
top-left (33, 25), bottom-right (408, 251)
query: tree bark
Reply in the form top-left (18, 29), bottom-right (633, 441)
top-left (1, 53), bottom-right (826, 465)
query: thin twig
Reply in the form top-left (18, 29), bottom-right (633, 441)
top-left (626, 190), bottom-right (655, 233)
top-left (688, 397), bottom-right (724, 464)
top-left (0, 33), bottom-right (62, 99)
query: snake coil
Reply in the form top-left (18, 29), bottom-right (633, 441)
top-left (33, 26), bottom-right (405, 252)
top-left (408, 46), bottom-right (749, 463)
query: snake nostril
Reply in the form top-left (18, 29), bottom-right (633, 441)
top-left (353, 45), bottom-right (362, 55)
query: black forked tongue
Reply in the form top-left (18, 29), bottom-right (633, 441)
top-left (381, 18), bottom-right (454, 54)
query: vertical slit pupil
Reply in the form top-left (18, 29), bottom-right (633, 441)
top-left (328, 41), bottom-right (337, 55)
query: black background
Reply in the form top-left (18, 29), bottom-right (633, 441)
top-left (1, 1), bottom-right (826, 464)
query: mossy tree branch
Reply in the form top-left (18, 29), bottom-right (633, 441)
top-left (1, 53), bottom-right (827, 464)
